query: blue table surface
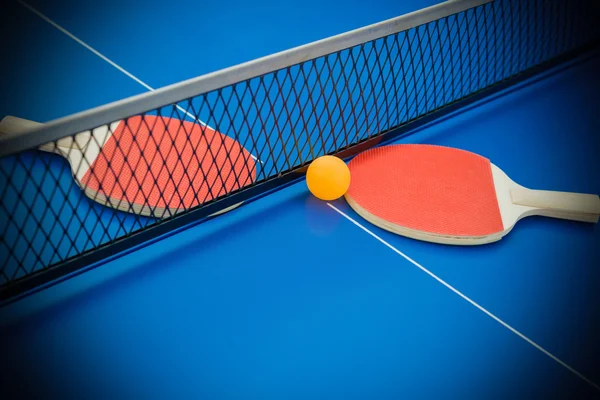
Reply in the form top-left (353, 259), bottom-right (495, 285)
top-left (1, 0), bottom-right (599, 398)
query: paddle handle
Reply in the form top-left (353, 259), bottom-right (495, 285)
top-left (0, 116), bottom-right (81, 154)
top-left (511, 188), bottom-right (600, 223)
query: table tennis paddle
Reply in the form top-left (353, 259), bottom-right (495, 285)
top-left (0, 115), bottom-right (257, 218)
top-left (345, 144), bottom-right (600, 245)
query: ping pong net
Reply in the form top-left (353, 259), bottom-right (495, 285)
top-left (1, 0), bottom-right (599, 300)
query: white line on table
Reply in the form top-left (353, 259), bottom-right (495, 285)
top-left (327, 202), bottom-right (600, 392)
top-left (18, 0), bottom-right (262, 162)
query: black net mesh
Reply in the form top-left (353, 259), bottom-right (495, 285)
top-left (1, 0), bottom-right (599, 298)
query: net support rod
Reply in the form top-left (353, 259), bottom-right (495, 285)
top-left (0, 0), bottom-right (492, 158)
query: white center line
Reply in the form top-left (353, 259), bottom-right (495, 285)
top-left (18, 0), bottom-right (262, 162)
top-left (327, 202), bottom-right (600, 392)
top-left (18, 0), bottom-right (205, 125)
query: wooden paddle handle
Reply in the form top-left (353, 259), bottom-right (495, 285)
top-left (511, 188), bottom-right (600, 223)
top-left (0, 116), bottom-right (81, 153)
top-left (0, 116), bottom-right (42, 132)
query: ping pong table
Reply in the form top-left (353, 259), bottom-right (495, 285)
top-left (1, 0), bottom-right (599, 398)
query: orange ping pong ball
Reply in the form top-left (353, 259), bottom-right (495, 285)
top-left (306, 155), bottom-right (351, 200)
